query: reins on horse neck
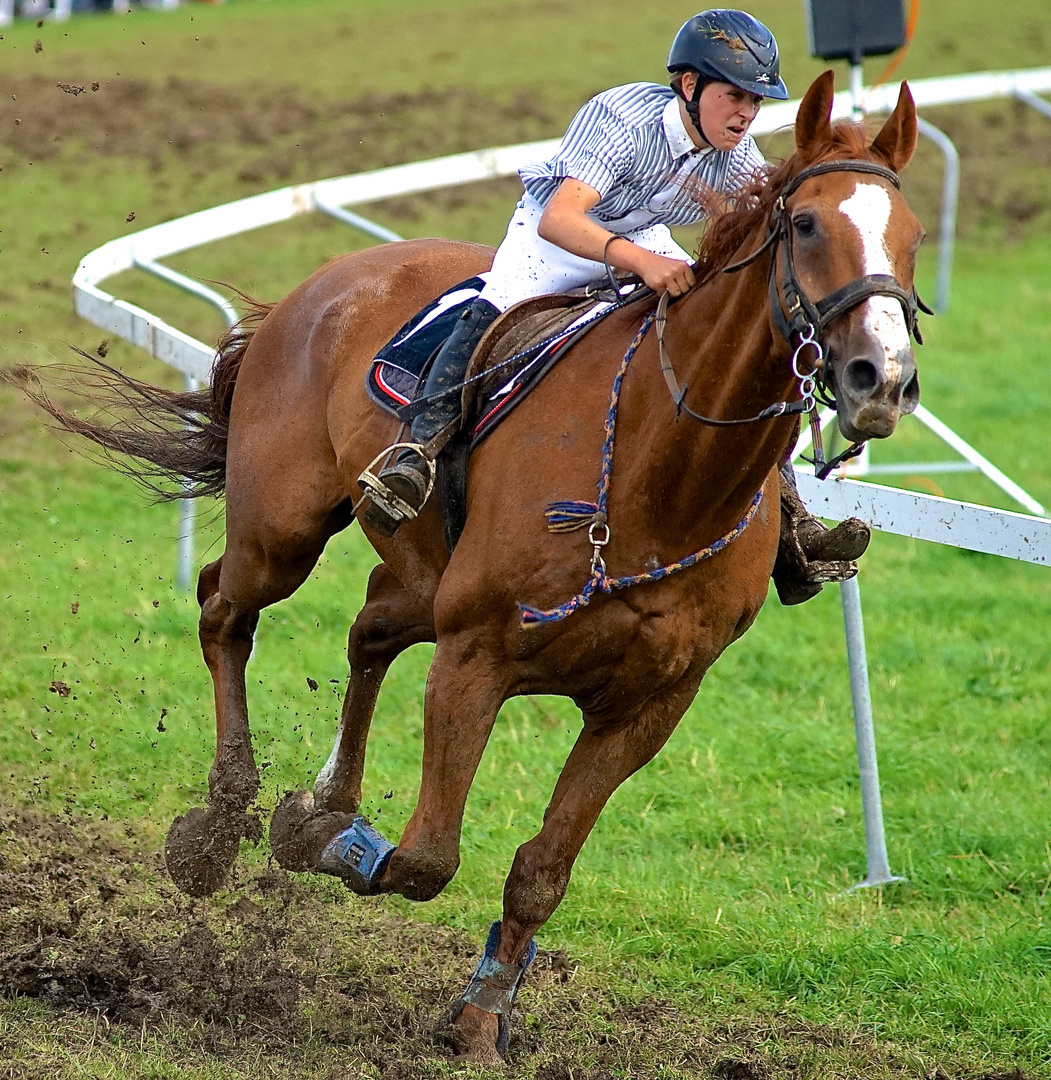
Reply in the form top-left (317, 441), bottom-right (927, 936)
top-left (654, 291), bottom-right (816, 427)
top-left (519, 313), bottom-right (765, 628)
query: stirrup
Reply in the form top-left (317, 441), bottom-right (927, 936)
top-left (357, 443), bottom-right (436, 533)
top-left (318, 815), bottom-right (396, 894)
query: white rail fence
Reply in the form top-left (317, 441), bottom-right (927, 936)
top-left (70, 67), bottom-right (1051, 889)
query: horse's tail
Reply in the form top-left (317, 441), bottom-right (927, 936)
top-left (6, 297), bottom-right (274, 501)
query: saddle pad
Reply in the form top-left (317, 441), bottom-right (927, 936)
top-left (365, 276), bottom-right (487, 410)
top-left (366, 275), bottom-right (645, 446)
top-left (464, 298), bottom-right (616, 445)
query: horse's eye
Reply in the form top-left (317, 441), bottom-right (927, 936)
top-left (793, 214), bottom-right (816, 239)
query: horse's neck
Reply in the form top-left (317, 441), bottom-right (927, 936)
top-left (626, 256), bottom-right (796, 538)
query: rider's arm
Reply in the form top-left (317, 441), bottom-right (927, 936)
top-left (537, 178), bottom-right (695, 297)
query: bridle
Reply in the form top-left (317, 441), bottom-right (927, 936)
top-left (655, 158), bottom-right (931, 478)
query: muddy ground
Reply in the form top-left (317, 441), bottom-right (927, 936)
top-left (0, 806), bottom-right (1036, 1079)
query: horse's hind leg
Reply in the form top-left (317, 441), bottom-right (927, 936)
top-left (269, 564), bottom-right (435, 871)
top-left (442, 681), bottom-right (697, 1063)
top-left (317, 564), bottom-right (435, 812)
top-left (165, 533), bottom-right (331, 897)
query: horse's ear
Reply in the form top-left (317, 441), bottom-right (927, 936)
top-left (869, 81), bottom-right (918, 172)
top-left (795, 70), bottom-right (836, 156)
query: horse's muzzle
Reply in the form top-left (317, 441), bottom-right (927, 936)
top-left (833, 343), bottom-right (920, 442)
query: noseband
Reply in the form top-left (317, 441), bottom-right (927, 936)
top-left (655, 158), bottom-right (930, 478)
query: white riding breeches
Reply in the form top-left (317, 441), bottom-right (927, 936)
top-left (478, 195), bottom-right (693, 312)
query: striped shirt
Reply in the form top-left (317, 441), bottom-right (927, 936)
top-left (519, 82), bottom-right (766, 230)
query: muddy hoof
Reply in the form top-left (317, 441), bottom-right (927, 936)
top-left (269, 790), bottom-right (353, 874)
top-left (436, 1002), bottom-right (503, 1065)
top-left (165, 806), bottom-right (243, 898)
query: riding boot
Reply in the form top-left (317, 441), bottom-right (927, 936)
top-left (772, 462), bottom-right (871, 605)
top-left (361, 298), bottom-right (500, 536)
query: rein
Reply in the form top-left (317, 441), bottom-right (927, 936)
top-left (519, 314), bottom-right (764, 628)
top-left (656, 157), bottom-right (930, 477)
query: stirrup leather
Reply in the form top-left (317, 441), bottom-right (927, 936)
top-left (357, 443), bottom-right (436, 527)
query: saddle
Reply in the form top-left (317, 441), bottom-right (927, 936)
top-left (366, 277), bottom-right (651, 549)
top-left (367, 281), bottom-right (631, 444)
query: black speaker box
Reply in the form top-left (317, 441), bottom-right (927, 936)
top-left (804, 0), bottom-right (907, 63)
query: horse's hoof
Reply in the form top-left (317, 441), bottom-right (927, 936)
top-left (165, 806), bottom-right (243, 897)
top-left (269, 789), bottom-right (354, 873)
top-left (318, 815), bottom-right (395, 895)
top-left (436, 1001), bottom-right (504, 1064)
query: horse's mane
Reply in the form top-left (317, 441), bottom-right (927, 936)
top-left (693, 120), bottom-right (879, 286)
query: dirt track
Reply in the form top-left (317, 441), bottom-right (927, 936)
top-left (0, 807), bottom-right (1036, 1079)
top-left (0, 72), bottom-right (550, 207)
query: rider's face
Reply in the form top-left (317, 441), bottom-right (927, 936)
top-left (695, 80), bottom-right (763, 152)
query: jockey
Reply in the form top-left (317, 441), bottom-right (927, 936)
top-left (363, 9), bottom-right (869, 603)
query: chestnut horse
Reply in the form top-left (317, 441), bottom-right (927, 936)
top-left (26, 73), bottom-right (923, 1062)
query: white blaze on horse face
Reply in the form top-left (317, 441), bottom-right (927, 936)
top-left (838, 182), bottom-right (911, 379)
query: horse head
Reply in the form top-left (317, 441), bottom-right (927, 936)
top-left (784, 71), bottom-right (924, 443)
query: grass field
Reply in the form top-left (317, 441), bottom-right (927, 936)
top-left (2, 1), bottom-right (1051, 1077)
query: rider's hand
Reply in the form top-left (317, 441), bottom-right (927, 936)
top-left (627, 248), bottom-right (696, 297)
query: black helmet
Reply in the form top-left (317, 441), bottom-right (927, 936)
top-left (667, 9), bottom-right (789, 100)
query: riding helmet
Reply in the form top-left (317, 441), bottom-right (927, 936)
top-left (667, 9), bottom-right (789, 100)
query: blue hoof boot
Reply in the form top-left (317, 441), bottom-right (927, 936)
top-left (441, 920), bottom-right (537, 1057)
top-left (318, 815), bottom-right (395, 894)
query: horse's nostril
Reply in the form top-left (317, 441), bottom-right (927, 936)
top-left (843, 358), bottom-right (878, 395)
top-left (902, 371), bottom-right (920, 411)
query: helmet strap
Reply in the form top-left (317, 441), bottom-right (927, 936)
top-left (675, 73), bottom-right (713, 148)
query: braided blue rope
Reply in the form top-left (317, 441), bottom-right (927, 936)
top-left (519, 312), bottom-right (764, 628)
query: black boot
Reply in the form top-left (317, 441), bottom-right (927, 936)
top-left (361, 299), bottom-right (500, 536)
top-left (773, 463), bottom-right (871, 605)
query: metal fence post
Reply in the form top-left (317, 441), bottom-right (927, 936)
top-left (914, 118), bottom-right (959, 313)
top-left (841, 575), bottom-right (906, 890)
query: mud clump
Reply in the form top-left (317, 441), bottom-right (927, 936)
top-left (0, 810), bottom-right (299, 1033)
top-left (3, 926), bottom-right (299, 1029)
top-left (0, 805), bottom-right (498, 1071)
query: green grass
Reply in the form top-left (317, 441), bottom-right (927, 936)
top-left (2, 1), bottom-right (1051, 1076)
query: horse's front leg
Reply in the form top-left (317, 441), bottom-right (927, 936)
top-left (319, 628), bottom-right (507, 900)
top-left (270, 563), bottom-right (436, 872)
top-left (382, 632), bottom-right (507, 900)
top-left (442, 679), bottom-right (698, 1064)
